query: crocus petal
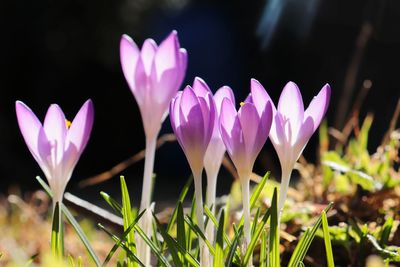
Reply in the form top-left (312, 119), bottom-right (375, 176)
top-left (238, 103), bottom-right (261, 157)
top-left (154, 31), bottom-right (179, 82)
top-left (120, 35), bottom-right (140, 91)
top-left (277, 82), bottom-right (304, 135)
top-left (177, 48), bottom-right (188, 85)
top-left (250, 79), bottom-right (276, 116)
top-left (66, 99), bottom-right (94, 155)
top-left (293, 117), bottom-right (314, 159)
top-left (141, 39), bottom-right (157, 75)
top-left (214, 86), bottom-right (235, 115)
top-left (15, 101), bottom-right (49, 172)
top-left (304, 84), bottom-right (331, 132)
top-left (192, 77), bottom-right (212, 97)
top-left (43, 104), bottom-right (67, 165)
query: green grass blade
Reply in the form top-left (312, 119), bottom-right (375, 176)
top-left (120, 176), bottom-right (137, 267)
top-left (380, 217), bottom-right (393, 246)
top-left (225, 225), bottom-right (243, 267)
top-left (242, 199), bottom-right (272, 266)
top-left (176, 202), bottom-right (187, 263)
top-left (288, 202), bottom-right (333, 267)
top-left (62, 204), bottom-right (101, 266)
top-left (214, 209), bottom-right (225, 267)
top-left (51, 202), bottom-right (63, 258)
top-left (184, 215), bottom-right (216, 256)
top-left (100, 191), bottom-right (123, 216)
top-left (101, 211), bottom-right (145, 266)
top-left (204, 205), bottom-right (231, 247)
top-left (321, 211), bottom-right (335, 267)
top-left (36, 176), bottom-right (53, 197)
top-left (133, 220), bottom-right (173, 267)
top-left (98, 224), bottom-right (145, 267)
top-left (269, 188), bottom-right (280, 267)
top-left (259, 229), bottom-right (267, 267)
top-left (251, 208), bottom-right (261, 236)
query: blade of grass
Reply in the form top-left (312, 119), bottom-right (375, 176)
top-left (36, 176), bottom-right (101, 266)
top-left (120, 176), bottom-right (137, 267)
top-left (225, 225), bottom-right (243, 267)
top-left (51, 202), bottom-right (63, 258)
top-left (321, 211), bottom-right (335, 267)
top-left (214, 209), bottom-right (225, 267)
top-left (259, 229), bottom-right (267, 267)
top-left (98, 224), bottom-right (145, 267)
top-left (288, 202), bottom-right (333, 267)
top-left (100, 191), bottom-right (123, 216)
top-left (101, 211), bottom-right (145, 266)
top-left (204, 205), bottom-right (231, 247)
top-left (184, 215), bottom-right (216, 256)
top-left (269, 188), bottom-right (279, 267)
top-left (177, 202), bottom-right (187, 264)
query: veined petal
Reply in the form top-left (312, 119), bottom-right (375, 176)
top-left (293, 117), bottom-right (314, 161)
top-left (277, 82), bottom-right (304, 135)
top-left (154, 31), bottom-right (180, 82)
top-left (15, 101), bottom-right (50, 171)
top-left (43, 104), bottom-right (67, 165)
top-left (192, 77), bottom-right (212, 98)
top-left (250, 79), bottom-right (276, 116)
top-left (120, 35), bottom-right (140, 91)
top-left (141, 38), bottom-right (157, 75)
top-left (214, 86), bottom-right (235, 115)
top-left (304, 84), bottom-right (331, 132)
top-left (66, 99), bottom-right (94, 156)
top-left (133, 56), bottom-right (148, 106)
top-left (238, 103), bottom-right (263, 159)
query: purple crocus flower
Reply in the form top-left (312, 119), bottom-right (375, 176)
top-left (16, 100), bottom-right (94, 203)
top-left (251, 80), bottom-right (331, 213)
top-left (170, 77), bottom-right (216, 267)
top-left (120, 30), bottom-right (187, 140)
top-left (219, 79), bottom-right (272, 264)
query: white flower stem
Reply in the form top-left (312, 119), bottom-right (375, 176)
top-left (240, 177), bottom-right (252, 267)
top-left (277, 168), bottom-right (292, 221)
top-left (193, 170), bottom-right (209, 267)
top-left (138, 135), bottom-right (157, 266)
top-left (205, 170), bottom-right (217, 264)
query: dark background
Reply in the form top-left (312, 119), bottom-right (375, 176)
top-left (0, 0), bottom-right (399, 206)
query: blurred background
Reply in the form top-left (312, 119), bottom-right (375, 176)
top-left (0, 0), bottom-right (399, 207)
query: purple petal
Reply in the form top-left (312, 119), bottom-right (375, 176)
top-left (293, 117), bottom-right (314, 160)
top-left (177, 48), bottom-right (188, 86)
top-left (277, 81), bottom-right (304, 135)
top-left (219, 98), bottom-right (237, 137)
top-left (133, 56), bottom-right (147, 106)
top-left (214, 86), bottom-right (235, 115)
top-left (304, 84), bottom-right (331, 132)
top-left (66, 99), bottom-right (94, 155)
top-left (192, 77), bottom-right (211, 98)
top-left (153, 31), bottom-right (179, 82)
top-left (250, 79), bottom-right (276, 116)
top-left (238, 103), bottom-right (264, 160)
top-left (15, 101), bottom-right (49, 169)
top-left (140, 38), bottom-right (157, 75)
top-left (120, 34), bottom-right (140, 91)
top-left (43, 104), bottom-right (67, 164)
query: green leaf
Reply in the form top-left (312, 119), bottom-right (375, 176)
top-left (242, 204), bottom-right (272, 266)
top-left (51, 202), bottom-right (63, 258)
top-left (102, 211), bottom-right (145, 266)
top-left (184, 215), bottom-right (216, 256)
top-left (269, 188), bottom-right (280, 267)
top-left (259, 230), bottom-right (267, 267)
top-left (120, 176), bottom-right (137, 267)
top-left (321, 211), bottom-right (335, 267)
top-left (100, 191), bottom-right (123, 216)
top-left (380, 217), bottom-right (394, 246)
top-left (214, 209), bottom-right (225, 267)
top-left (225, 226), bottom-right (243, 267)
top-left (98, 224), bottom-right (145, 267)
top-left (177, 202), bottom-right (187, 263)
top-left (204, 205), bottom-right (231, 247)
top-left (288, 203), bottom-right (333, 267)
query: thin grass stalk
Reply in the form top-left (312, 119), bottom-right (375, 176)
top-left (240, 177), bottom-right (252, 267)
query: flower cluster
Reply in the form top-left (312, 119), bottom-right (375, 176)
top-left (15, 30), bottom-right (330, 266)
